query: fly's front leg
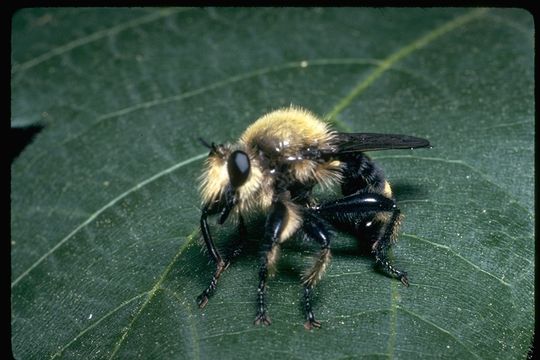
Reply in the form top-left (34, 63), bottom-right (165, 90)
top-left (197, 208), bottom-right (247, 308)
top-left (197, 205), bottom-right (225, 308)
top-left (254, 201), bottom-right (288, 326)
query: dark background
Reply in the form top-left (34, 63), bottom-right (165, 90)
top-left (11, 126), bottom-right (42, 163)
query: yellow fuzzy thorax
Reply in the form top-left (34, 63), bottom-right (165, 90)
top-left (240, 106), bottom-right (342, 188)
top-left (199, 106), bottom-right (343, 215)
top-left (240, 106), bottom-right (335, 156)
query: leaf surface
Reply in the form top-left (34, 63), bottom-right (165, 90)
top-left (11, 8), bottom-right (534, 359)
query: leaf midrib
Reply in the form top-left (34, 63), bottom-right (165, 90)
top-left (108, 230), bottom-right (198, 360)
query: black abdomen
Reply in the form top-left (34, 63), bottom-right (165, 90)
top-left (339, 153), bottom-right (387, 196)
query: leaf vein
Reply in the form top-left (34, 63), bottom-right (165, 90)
top-left (159, 287), bottom-right (201, 360)
top-left (12, 8), bottom-right (190, 73)
top-left (21, 57), bottom-right (446, 173)
top-left (479, 120), bottom-right (534, 131)
top-left (484, 12), bottom-right (534, 37)
top-left (402, 233), bottom-right (511, 287)
top-left (332, 308), bottom-right (390, 319)
top-left (398, 306), bottom-right (483, 359)
top-left (326, 8), bottom-right (488, 123)
top-left (11, 153), bottom-right (207, 288)
top-left (373, 154), bottom-right (533, 216)
top-left (387, 267), bottom-right (398, 357)
top-left (50, 291), bottom-right (151, 359)
top-left (108, 230), bottom-right (197, 359)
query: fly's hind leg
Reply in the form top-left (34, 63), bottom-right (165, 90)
top-left (337, 152), bottom-right (409, 285)
top-left (301, 211), bottom-right (332, 330)
top-left (373, 208), bottom-right (409, 286)
top-left (315, 192), bottom-right (409, 286)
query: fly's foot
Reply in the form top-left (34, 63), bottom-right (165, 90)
top-left (399, 272), bottom-right (409, 287)
top-left (254, 311), bottom-right (272, 326)
top-left (196, 292), bottom-right (210, 308)
top-left (304, 319), bottom-right (321, 330)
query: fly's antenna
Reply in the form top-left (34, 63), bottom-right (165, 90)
top-left (199, 137), bottom-right (213, 149)
top-left (199, 137), bottom-right (220, 154)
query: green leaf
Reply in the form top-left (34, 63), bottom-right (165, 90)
top-left (11, 8), bottom-right (534, 359)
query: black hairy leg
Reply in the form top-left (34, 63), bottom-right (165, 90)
top-left (314, 191), bottom-right (397, 230)
top-left (197, 213), bottom-right (248, 308)
top-left (301, 211), bottom-right (332, 329)
top-left (303, 286), bottom-right (319, 330)
top-left (200, 204), bottom-right (224, 265)
top-left (315, 192), bottom-right (409, 286)
top-left (254, 201), bottom-right (288, 325)
top-left (373, 209), bottom-right (409, 286)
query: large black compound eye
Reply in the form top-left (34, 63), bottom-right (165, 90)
top-left (227, 150), bottom-right (251, 188)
